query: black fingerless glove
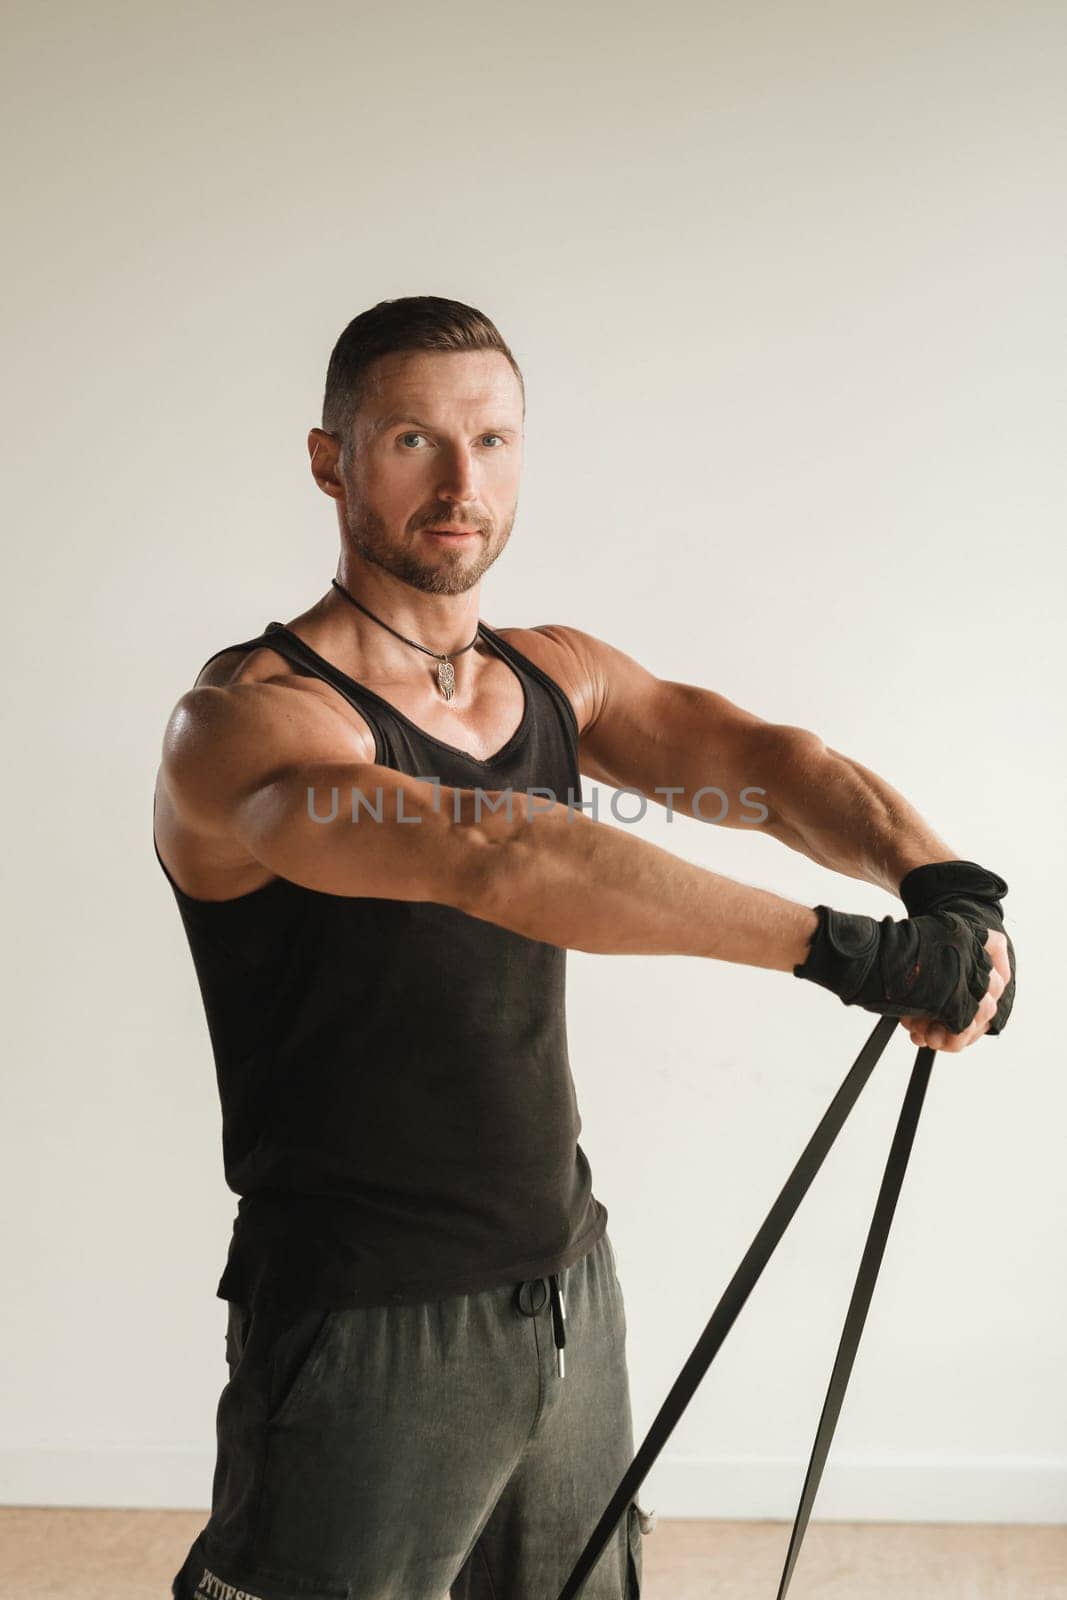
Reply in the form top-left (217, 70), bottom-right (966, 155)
top-left (898, 859), bottom-right (1015, 1035)
top-left (793, 905), bottom-right (994, 1033)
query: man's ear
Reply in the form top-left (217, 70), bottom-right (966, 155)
top-left (307, 428), bottom-right (345, 499)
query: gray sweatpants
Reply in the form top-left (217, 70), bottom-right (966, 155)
top-left (171, 1229), bottom-right (651, 1600)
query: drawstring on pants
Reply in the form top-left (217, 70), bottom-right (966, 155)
top-left (548, 1273), bottom-right (567, 1378)
top-left (515, 1272), bottom-right (567, 1378)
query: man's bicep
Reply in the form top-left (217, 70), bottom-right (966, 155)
top-left (230, 758), bottom-right (472, 903)
top-left (554, 627), bottom-right (787, 815)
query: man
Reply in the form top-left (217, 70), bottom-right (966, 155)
top-left (155, 295), bottom-right (1014, 1600)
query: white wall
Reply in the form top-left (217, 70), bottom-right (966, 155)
top-left (2, 0), bottom-right (1064, 1523)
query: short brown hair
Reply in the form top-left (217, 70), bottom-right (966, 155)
top-left (322, 295), bottom-right (525, 447)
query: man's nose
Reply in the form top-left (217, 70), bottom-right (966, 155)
top-left (436, 447), bottom-right (478, 501)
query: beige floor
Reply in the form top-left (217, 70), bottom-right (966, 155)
top-left (1, 1508), bottom-right (1064, 1599)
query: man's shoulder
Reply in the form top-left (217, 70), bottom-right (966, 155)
top-left (182, 633), bottom-right (372, 740)
top-left (192, 638), bottom-right (295, 690)
top-left (160, 633), bottom-right (375, 819)
top-left (489, 623), bottom-right (604, 736)
top-left (155, 639), bottom-right (374, 900)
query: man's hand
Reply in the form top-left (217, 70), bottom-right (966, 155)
top-left (793, 904), bottom-right (1007, 1044)
top-left (898, 927), bottom-right (1010, 1052)
top-left (896, 858), bottom-right (1016, 1052)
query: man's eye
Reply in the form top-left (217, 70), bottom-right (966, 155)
top-left (397, 433), bottom-right (505, 449)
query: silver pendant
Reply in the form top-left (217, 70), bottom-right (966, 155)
top-left (437, 659), bottom-right (456, 700)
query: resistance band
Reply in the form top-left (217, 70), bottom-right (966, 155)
top-left (557, 1015), bottom-right (936, 1600)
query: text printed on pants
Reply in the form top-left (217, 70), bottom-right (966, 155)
top-left (195, 1565), bottom-right (264, 1600)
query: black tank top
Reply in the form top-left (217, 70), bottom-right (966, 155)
top-left (154, 618), bottom-right (607, 1313)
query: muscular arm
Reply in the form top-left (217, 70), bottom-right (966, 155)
top-left (159, 682), bottom-right (818, 972)
top-left (541, 625), bottom-right (958, 898)
top-left (731, 731), bottom-right (959, 895)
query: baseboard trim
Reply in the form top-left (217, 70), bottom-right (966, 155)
top-left (644, 1455), bottom-right (1067, 1525)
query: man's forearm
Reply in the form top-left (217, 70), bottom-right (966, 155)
top-left (464, 791), bottom-right (819, 971)
top-left (593, 686), bottom-right (960, 898)
top-left (751, 731), bottom-right (960, 897)
top-left (250, 765), bottom-right (819, 972)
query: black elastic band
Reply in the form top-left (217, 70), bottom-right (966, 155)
top-left (773, 1040), bottom-right (933, 1596)
top-left (555, 1017), bottom-right (934, 1600)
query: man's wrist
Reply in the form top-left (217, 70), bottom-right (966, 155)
top-left (790, 905), bottom-right (822, 971)
top-left (894, 855), bottom-right (966, 899)
top-left (899, 859), bottom-right (1009, 917)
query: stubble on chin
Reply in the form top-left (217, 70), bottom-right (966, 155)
top-left (344, 509), bottom-right (512, 597)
